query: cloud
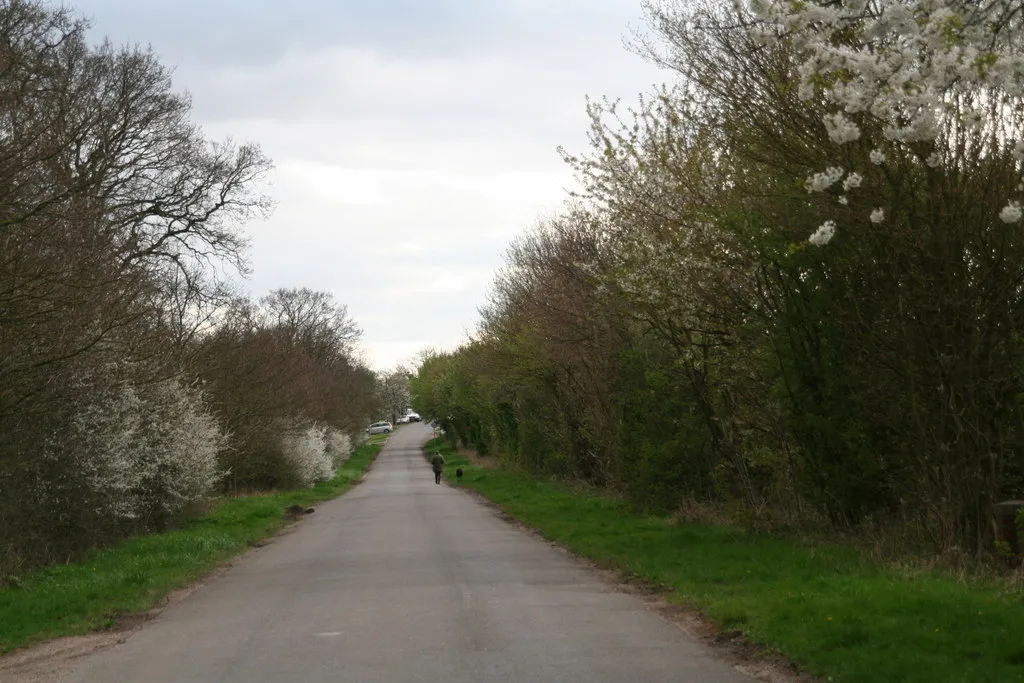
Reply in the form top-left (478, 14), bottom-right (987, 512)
top-left (73, 0), bottom-right (665, 370)
top-left (82, 0), bottom-right (651, 68)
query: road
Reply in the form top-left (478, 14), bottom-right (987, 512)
top-left (60, 423), bottom-right (754, 683)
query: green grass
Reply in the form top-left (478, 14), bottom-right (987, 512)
top-left (365, 432), bottom-right (391, 446)
top-left (0, 441), bottom-right (382, 655)
top-left (430, 438), bottom-right (1024, 683)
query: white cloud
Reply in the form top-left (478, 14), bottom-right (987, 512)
top-left (75, 0), bottom-right (664, 370)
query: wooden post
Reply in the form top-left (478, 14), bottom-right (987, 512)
top-left (994, 500), bottom-right (1024, 556)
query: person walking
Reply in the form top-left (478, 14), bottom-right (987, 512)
top-left (430, 451), bottom-right (445, 485)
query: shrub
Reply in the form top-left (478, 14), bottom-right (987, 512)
top-left (279, 423), bottom-right (332, 488)
top-left (19, 372), bottom-right (226, 569)
top-left (133, 380), bottom-right (227, 528)
top-left (326, 429), bottom-right (354, 469)
top-left (47, 376), bottom-right (225, 524)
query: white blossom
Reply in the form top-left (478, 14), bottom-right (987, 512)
top-left (750, 0), bottom-right (1024, 228)
top-left (842, 172), bottom-right (863, 191)
top-left (1000, 201), bottom-right (1023, 224)
top-left (806, 166), bottom-right (845, 193)
top-left (809, 220), bottom-right (837, 246)
top-left (838, 195), bottom-right (849, 205)
top-left (37, 375), bottom-right (224, 526)
top-left (326, 429), bottom-right (354, 468)
top-left (870, 208), bottom-right (886, 223)
top-left (281, 423), bottom-right (333, 487)
top-left (824, 112), bottom-right (862, 144)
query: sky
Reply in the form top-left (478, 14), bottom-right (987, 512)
top-left (73, 0), bottom-right (665, 371)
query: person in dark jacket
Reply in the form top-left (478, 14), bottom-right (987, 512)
top-left (430, 451), bottom-right (445, 485)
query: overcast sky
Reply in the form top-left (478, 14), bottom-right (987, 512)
top-left (74, 0), bottom-right (665, 370)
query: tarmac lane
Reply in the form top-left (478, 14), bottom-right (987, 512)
top-left (58, 422), bottom-right (754, 683)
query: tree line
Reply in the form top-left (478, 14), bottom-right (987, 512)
top-left (0, 1), bottom-right (381, 577)
top-left (411, 0), bottom-right (1024, 559)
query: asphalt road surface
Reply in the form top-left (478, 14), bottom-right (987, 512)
top-left (60, 423), bottom-right (754, 683)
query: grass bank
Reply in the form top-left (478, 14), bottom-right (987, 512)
top-left (0, 438), bottom-right (383, 655)
top-left (429, 438), bottom-right (1024, 683)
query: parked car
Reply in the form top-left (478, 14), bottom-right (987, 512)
top-left (366, 421), bottom-right (393, 435)
top-left (396, 415), bottom-right (410, 424)
top-left (405, 412), bottom-right (421, 422)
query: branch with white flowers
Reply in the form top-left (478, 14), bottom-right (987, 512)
top-left (747, 0), bottom-right (1024, 244)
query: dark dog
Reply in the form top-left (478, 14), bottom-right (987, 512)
top-left (456, 467), bottom-right (464, 482)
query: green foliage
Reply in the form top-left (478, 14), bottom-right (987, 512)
top-left (0, 443), bottom-right (380, 655)
top-left (409, 1), bottom-right (1024, 560)
top-left (616, 347), bottom-right (714, 511)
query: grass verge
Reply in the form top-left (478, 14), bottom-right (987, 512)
top-left (0, 439), bottom-right (383, 655)
top-left (429, 438), bottom-right (1024, 683)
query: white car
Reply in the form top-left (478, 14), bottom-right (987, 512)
top-left (405, 412), bottom-right (421, 422)
top-left (366, 421), bottom-right (393, 435)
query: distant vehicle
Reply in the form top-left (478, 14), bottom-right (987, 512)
top-left (405, 411), bottom-right (421, 422)
top-left (366, 421), bottom-right (393, 434)
top-left (396, 415), bottom-right (410, 424)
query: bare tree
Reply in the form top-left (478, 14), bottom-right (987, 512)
top-left (259, 287), bottom-right (361, 364)
top-left (0, 0), bottom-right (272, 414)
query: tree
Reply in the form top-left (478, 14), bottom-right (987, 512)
top-left (377, 368), bottom-right (412, 425)
top-left (192, 290), bottom-right (374, 491)
top-left (745, 0), bottom-right (1024, 241)
top-left (0, 0), bottom-right (271, 574)
top-left (259, 288), bottom-right (361, 364)
top-left (412, 0), bottom-right (1024, 556)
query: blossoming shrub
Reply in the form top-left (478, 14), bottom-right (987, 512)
top-left (24, 372), bottom-right (225, 567)
top-left (278, 423), bottom-right (333, 488)
top-left (326, 429), bottom-right (354, 469)
top-left (132, 380), bottom-right (227, 528)
top-left (597, 0), bottom-right (1024, 550)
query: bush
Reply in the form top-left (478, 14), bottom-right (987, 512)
top-left (326, 429), bottom-right (354, 469)
top-left (132, 380), bottom-right (227, 528)
top-left (6, 372), bottom-right (226, 573)
top-left (42, 376), bottom-right (225, 528)
top-left (279, 423), bottom-right (333, 488)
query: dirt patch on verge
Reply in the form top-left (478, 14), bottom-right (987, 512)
top-left (0, 633), bottom-right (124, 683)
top-left (456, 485), bottom-right (819, 683)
